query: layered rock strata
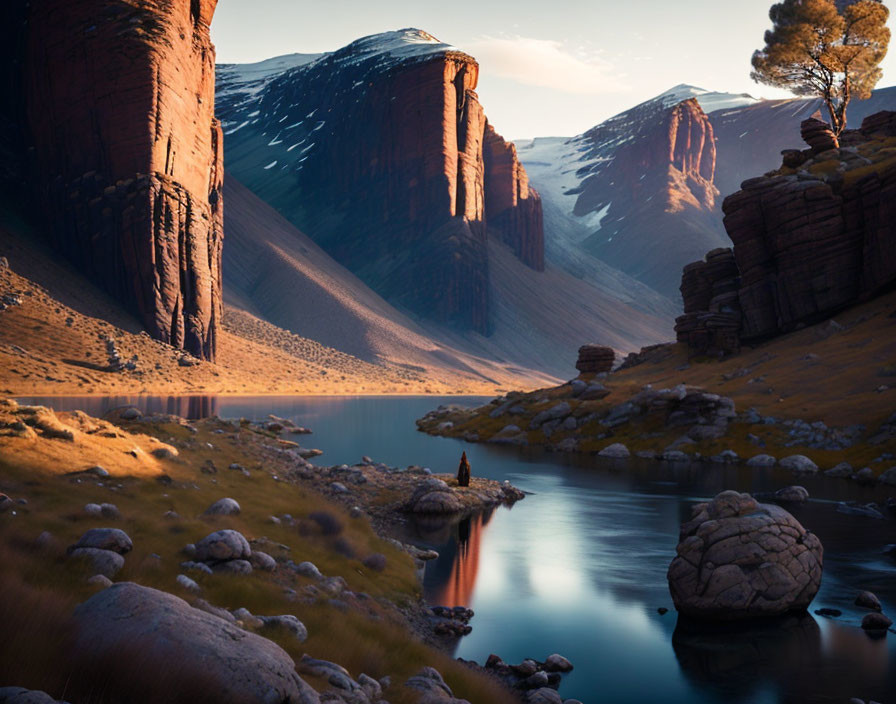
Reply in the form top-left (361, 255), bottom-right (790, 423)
top-left (575, 344), bottom-right (616, 374)
top-left (677, 111), bottom-right (896, 353)
top-left (22, 0), bottom-right (223, 360)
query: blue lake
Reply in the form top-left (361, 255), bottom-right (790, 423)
top-left (19, 395), bottom-right (896, 704)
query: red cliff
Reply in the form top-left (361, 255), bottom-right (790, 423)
top-left (575, 97), bottom-right (724, 297)
top-left (23, 0), bottom-right (223, 360)
top-left (216, 30), bottom-right (544, 334)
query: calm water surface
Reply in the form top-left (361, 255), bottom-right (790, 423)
top-left (21, 395), bottom-right (896, 704)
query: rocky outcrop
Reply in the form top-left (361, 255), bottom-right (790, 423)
top-left (575, 344), bottom-right (615, 374)
top-left (800, 116), bottom-right (839, 153)
top-left (674, 248), bottom-right (741, 356)
top-left (20, 0), bottom-right (223, 360)
top-left (677, 111), bottom-right (896, 351)
top-left (217, 29), bottom-right (543, 334)
top-left (668, 491), bottom-right (823, 620)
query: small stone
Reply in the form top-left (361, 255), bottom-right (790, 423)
top-left (151, 446), bottom-right (178, 459)
top-left (598, 443), bottom-right (630, 458)
top-left (774, 486), bottom-right (809, 503)
top-left (232, 607), bottom-right (264, 629)
top-left (779, 455), bottom-right (818, 474)
top-left (212, 559), bottom-right (253, 575)
top-left (814, 608), bottom-right (842, 617)
top-left (87, 574), bottom-right (113, 588)
top-left (203, 498), bottom-right (240, 516)
top-left (855, 591), bottom-right (882, 611)
top-left (83, 503), bottom-right (103, 517)
top-left (296, 561), bottom-right (322, 579)
top-left (861, 612), bottom-right (892, 631)
top-left (824, 462), bottom-right (853, 478)
top-left (249, 551), bottom-right (277, 572)
top-left (72, 528), bottom-right (132, 554)
top-left (543, 653), bottom-right (573, 672)
top-left (853, 467), bottom-right (875, 484)
top-left (746, 454), bottom-right (776, 467)
top-left (176, 574), bottom-right (200, 592)
top-left (70, 547), bottom-right (125, 578)
top-left (261, 614), bottom-right (307, 642)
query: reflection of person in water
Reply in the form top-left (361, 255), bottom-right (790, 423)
top-left (672, 612), bottom-right (895, 704)
top-left (424, 508), bottom-right (495, 609)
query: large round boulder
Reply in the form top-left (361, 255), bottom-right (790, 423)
top-left (667, 491), bottom-right (823, 620)
top-left (72, 583), bottom-right (320, 704)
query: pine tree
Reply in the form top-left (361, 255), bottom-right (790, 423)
top-left (751, 0), bottom-right (890, 135)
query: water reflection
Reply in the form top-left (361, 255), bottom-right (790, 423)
top-left (408, 511), bottom-right (493, 608)
top-left (15, 394), bottom-right (218, 419)
top-left (673, 614), bottom-right (895, 704)
top-left (18, 395), bottom-right (896, 704)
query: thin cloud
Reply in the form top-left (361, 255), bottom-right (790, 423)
top-left (464, 35), bottom-right (628, 95)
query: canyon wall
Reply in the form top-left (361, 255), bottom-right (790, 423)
top-left (576, 98), bottom-right (725, 297)
top-left (21, 0), bottom-right (223, 360)
top-left (217, 30), bottom-right (543, 334)
top-left (676, 111), bottom-right (896, 355)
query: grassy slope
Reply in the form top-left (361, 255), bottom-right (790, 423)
top-left (422, 290), bottom-right (896, 472)
top-left (0, 406), bottom-right (515, 704)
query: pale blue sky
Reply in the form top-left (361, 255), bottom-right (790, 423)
top-left (212, 0), bottom-right (896, 139)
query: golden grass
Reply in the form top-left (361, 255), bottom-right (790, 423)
top-left (0, 415), bottom-right (517, 704)
top-left (426, 291), bottom-right (896, 470)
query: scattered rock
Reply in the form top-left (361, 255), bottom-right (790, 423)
top-left (774, 486), bottom-right (809, 504)
top-left (69, 547), bottom-right (125, 578)
top-left (204, 498), bottom-right (241, 516)
top-left (598, 443), bottom-right (630, 459)
top-left (543, 654), bottom-right (573, 673)
top-left (746, 454), bottom-right (776, 467)
top-left (878, 466), bottom-right (896, 486)
top-left (779, 455), bottom-right (818, 475)
top-left (295, 561), bottom-right (322, 579)
top-left (855, 591), bottom-right (882, 612)
top-left (249, 551), bottom-right (277, 572)
top-left (194, 530), bottom-right (251, 563)
top-left (405, 666), bottom-right (464, 702)
top-left (824, 462), bottom-right (853, 478)
top-left (860, 612), bottom-right (892, 632)
top-left (261, 614), bottom-right (308, 642)
top-left (72, 528), bottom-right (132, 555)
top-left (176, 574), bottom-right (200, 593)
top-left (87, 574), bottom-right (113, 589)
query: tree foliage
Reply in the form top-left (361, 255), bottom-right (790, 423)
top-left (752, 0), bottom-right (890, 135)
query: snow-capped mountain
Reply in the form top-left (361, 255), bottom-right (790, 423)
top-left (216, 29), bottom-right (673, 372)
top-left (518, 83), bottom-right (896, 300)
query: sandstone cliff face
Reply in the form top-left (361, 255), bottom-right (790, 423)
top-left (677, 111), bottom-right (896, 354)
top-left (574, 98), bottom-right (725, 297)
top-left (217, 30), bottom-right (543, 334)
top-left (22, 0), bottom-right (223, 360)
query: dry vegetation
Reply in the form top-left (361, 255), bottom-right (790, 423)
top-left (0, 403), bottom-right (516, 703)
top-left (422, 290), bottom-right (896, 472)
